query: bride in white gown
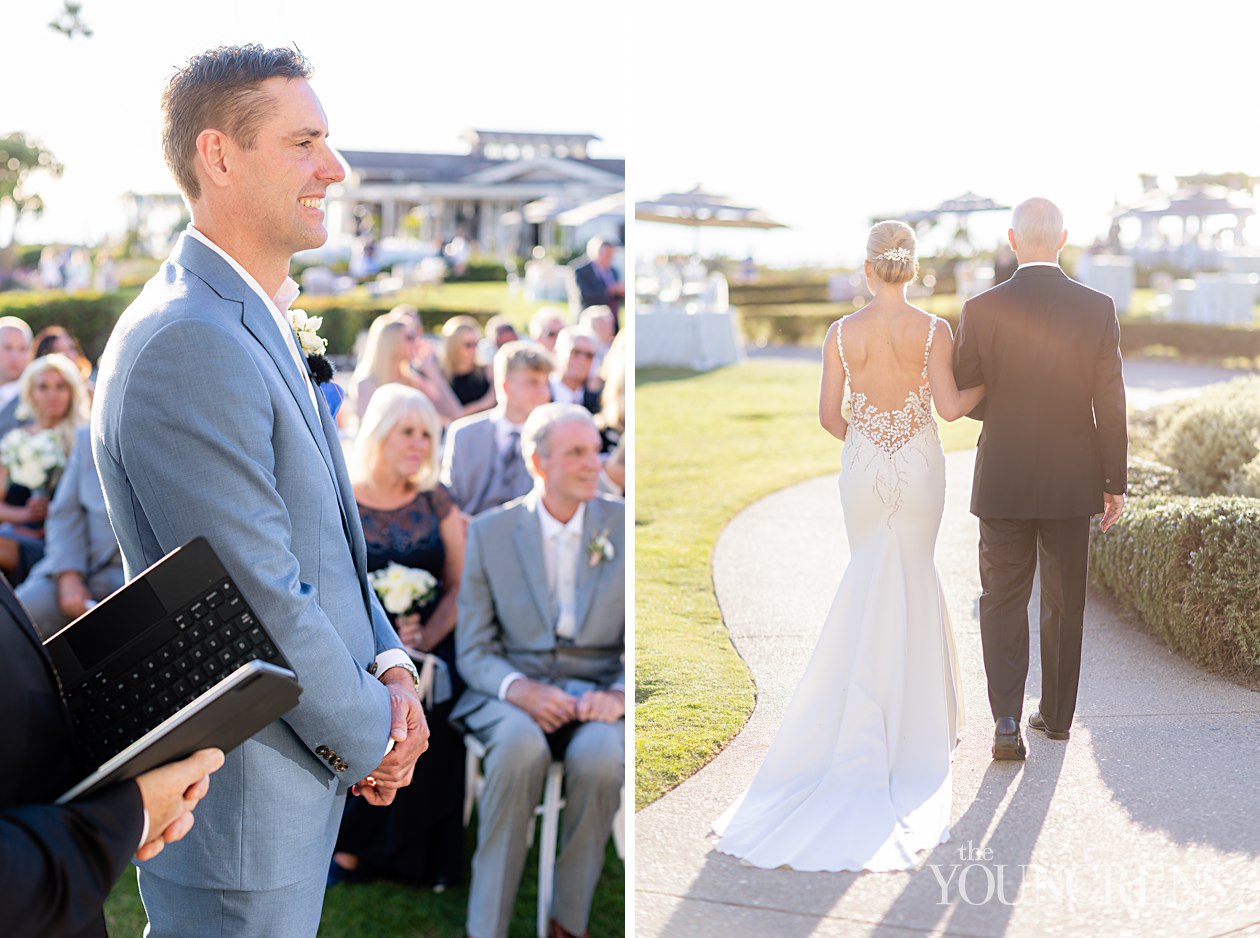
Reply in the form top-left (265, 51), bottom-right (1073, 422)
top-left (713, 221), bottom-right (986, 873)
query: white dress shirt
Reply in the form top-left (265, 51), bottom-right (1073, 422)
top-left (1016, 261), bottom-right (1061, 270)
top-left (549, 377), bottom-right (586, 406)
top-left (185, 227), bottom-right (413, 697)
top-left (185, 226), bottom-right (318, 411)
top-left (497, 495), bottom-right (586, 701)
top-left (0, 380), bottom-right (20, 411)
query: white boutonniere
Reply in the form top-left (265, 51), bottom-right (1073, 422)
top-left (288, 308), bottom-right (328, 357)
top-left (587, 528), bottom-right (615, 567)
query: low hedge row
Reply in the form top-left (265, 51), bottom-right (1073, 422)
top-left (0, 289), bottom-right (498, 359)
top-left (736, 305), bottom-right (1260, 360)
top-left (1089, 495), bottom-right (1260, 679)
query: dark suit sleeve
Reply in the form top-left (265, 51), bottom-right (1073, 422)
top-left (3, 781), bottom-right (144, 938)
top-left (953, 300), bottom-right (986, 420)
top-left (1092, 304), bottom-right (1128, 494)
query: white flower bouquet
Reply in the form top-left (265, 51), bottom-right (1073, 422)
top-left (0, 428), bottom-right (66, 492)
top-left (368, 562), bottom-right (439, 616)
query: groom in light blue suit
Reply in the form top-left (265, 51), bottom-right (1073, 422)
top-left (91, 45), bottom-right (428, 937)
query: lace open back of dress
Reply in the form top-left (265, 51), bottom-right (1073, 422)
top-left (837, 314), bottom-right (938, 456)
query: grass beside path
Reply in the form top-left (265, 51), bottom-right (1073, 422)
top-left (635, 359), bottom-right (981, 809)
top-left (105, 828), bottom-right (623, 936)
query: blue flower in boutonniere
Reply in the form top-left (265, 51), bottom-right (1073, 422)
top-left (587, 528), bottom-right (615, 568)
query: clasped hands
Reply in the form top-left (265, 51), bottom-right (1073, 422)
top-left (352, 667), bottom-right (430, 805)
top-left (507, 678), bottom-right (624, 733)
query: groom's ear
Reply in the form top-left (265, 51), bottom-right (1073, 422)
top-left (194, 129), bottom-right (232, 192)
top-left (1007, 228), bottom-right (1018, 253)
top-left (1058, 230), bottom-right (1069, 251)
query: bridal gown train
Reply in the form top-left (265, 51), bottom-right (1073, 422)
top-left (714, 314), bottom-right (965, 873)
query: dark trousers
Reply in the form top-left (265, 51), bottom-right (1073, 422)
top-left (977, 516), bottom-right (1090, 732)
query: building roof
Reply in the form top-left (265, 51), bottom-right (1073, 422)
top-left (338, 149), bottom-right (625, 185)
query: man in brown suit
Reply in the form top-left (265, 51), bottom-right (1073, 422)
top-left (954, 197), bottom-right (1127, 760)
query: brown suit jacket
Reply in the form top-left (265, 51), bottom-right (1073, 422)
top-left (954, 264), bottom-right (1127, 519)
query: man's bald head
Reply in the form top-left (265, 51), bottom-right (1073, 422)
top-left (1010, 197), bottom-right (1066, 258)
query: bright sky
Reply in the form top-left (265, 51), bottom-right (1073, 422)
top-left (2, 0), bottom-right (625, 245)
top-left (633, 0), bottom-right (1260, 267)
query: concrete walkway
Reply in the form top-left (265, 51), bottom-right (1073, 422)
top-left (635, 362), bottom-right (1260, 937)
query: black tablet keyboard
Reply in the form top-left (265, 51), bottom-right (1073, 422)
top-left (62, 577), bottom-right (291, 766)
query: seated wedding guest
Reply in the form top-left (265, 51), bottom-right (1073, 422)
top-left (0, 317), bottom-right (33, 438)
top-left (528, 306), bottom-right (567, 354)
top-left (2, 560), bottom-right (224, 938)
top-left (440, 315), bottom-right (496, 416)
top-left (595, 332), bottom-right (625, 496)
top-left (441, 341), bottom-right (552, 517)
top-left (578, 305), bottom-right (616, 389)
top-left (16, 425), bottom-right (123, 639)
top-left (347, 313), bottom-right (458, 433)
top-left (549, 326), bottom-right (601, 413)
top-left (453, 403), bottom-right (625, 938)
top-left (33, 325), bottom-right (94, 387)
top-left (0, 354), bottom-right (90, 585)
top-left (478, 315), bottom-right (518, 370)
top-left (572, 236), bottom-right (623, 329)
top-left (485, 314), bottom-right (518, 349)
top-left (331, 385), bottom-right (468, 889)
top-left (387, 306), bottom-right (465, 422)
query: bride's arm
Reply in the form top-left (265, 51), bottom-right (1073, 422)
top-left (926, 323), bottom-right (985, 421)
top-left (818, 321), bottom-right (847, 440)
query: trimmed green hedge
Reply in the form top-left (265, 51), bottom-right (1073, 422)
top-left (1090, 495), bottom-right (1260, 678)
top-left (0, 289), bottom-right (140, 361)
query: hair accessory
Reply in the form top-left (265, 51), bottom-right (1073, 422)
top-left (873, 246), bottom-right (914, 262)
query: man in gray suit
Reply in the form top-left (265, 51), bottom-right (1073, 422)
top-left (0, 317), bottom-right (33, 439)
top-left (454, 403), bottom-right (624, 938)
top-left (441, 340), bottom-right (553, 516)
top-left (91, 45), bottom-right (427, 936)
top-left (17, 425), bottom-right (125, 639)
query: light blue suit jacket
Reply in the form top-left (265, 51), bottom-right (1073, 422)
top-left (91, 233), bottom-right (401, 891)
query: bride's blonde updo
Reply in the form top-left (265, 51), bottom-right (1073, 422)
top-left (866, 220), bottom-right (918, 284)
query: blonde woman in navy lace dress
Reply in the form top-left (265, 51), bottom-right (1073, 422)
top-left (331, 384), bottom-right (469, 888)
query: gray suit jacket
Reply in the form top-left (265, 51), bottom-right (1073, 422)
top-left (91, 232), bottom-right (401, 891)
top-left (441, 409), bottom-right (527, 516)
top-left (452, 492), bottom-right (625, 722)
top-left (0, 393), bottom-right (27, 441)
top-left (25, 425), bottom-right (121, 583)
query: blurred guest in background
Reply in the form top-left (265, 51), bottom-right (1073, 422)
top-left (387, 306), bottom-right (464, 421)
top-left (0, 318), bottom-right (33, 438)
top-left (442, 341), bottom-right (553, 517)
top-left (440, 315), bottom-right (496, 417)
top-left (549, 326), bottom-right (601, 413)
top-left (578, 306), bottom-right (616, 390)
top-left (479, 315), bottom-right (519, 368)
top-left (572, 236), bottom-right (623, 328)
top-left (595, 331), bottom-right (626, 496)
top-left (528, 307), bottom-right (567, 354)
top-left (0, 354), bottom-right (90, 585)
top-left (348, 313), bottom-right (459, 431)
top-left (33, 325), bottom-right (94, 387)
top-left (16, 424), bottom-right (123, 639)
top-left (332, 385), bottom-right (468, 889)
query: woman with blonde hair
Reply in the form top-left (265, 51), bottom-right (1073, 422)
top-left (332, 383), bottom-right (469, 888)
top-left (715, 220), bottom-right (985, 873)
top-left (347, 312), bottom-right (460, 432)
top-left (0, 353), bottom-right (90, 583)
top-left (439, 315), bottom-right (496, 416)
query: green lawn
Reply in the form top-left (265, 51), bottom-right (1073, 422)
top-left (634, 359), bottom-right (981, 809)
top-left (105, 820), bottom-right (623, 936)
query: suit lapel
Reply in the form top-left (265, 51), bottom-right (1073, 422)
top-left (573, 499), bottom-right (606, 636)
top-left (175, 235), bottom-right (364, 585)
top-left (513, 503), bottom-right (557, 630)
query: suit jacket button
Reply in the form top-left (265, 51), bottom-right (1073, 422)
top-left (315, 745), bottom-right (330, 756)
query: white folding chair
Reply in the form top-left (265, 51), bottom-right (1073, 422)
top-left (464, 734), bottom-right (565, 938)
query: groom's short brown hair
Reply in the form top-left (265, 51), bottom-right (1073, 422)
top-left (161, 44), bottom-right (311, 201)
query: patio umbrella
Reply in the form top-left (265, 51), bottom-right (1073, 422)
top-left (900, 192), bottom-right (1011, 253)
top-left (556, 190), bottom-right (625, 227)
top-left (635, 184), bottom-right (788, 253)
